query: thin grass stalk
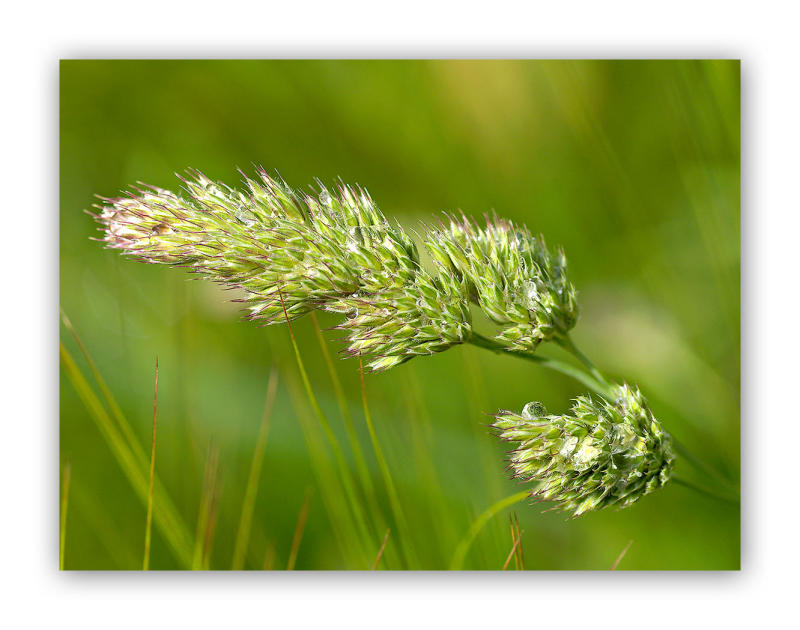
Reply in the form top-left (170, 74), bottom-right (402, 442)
top-left (231, 368), bottom-right (279, 570)
top-left (469, 332), bottom-right (614, 398)
top-left (450, 490), bottom-right (530, 570)
top-left (279, 289), bottom-right (376, 564)
top-left (502, 520), bottom-right (520, 571)
top-left (672, 476), bottom-right (738, 504)
top-left (359, 358), bottom-right (417, 568)
top-left (282, 371), bottom-right (364, 566)
top-left (262, 541), bottom-right (276, 570)
top-left (401, 369), bottom-right (453, 565)
top-left (371, 528), bottom-right (391, 570)
top-left (59, 342), bottom-right (194, 566)
top-left (610, 539), bottom-right (634, 570)
top-left (286, 488), bottom-right (313, 570)
top-left (142, 357), bottom-right (159, 571)
top-left (59, 461), bottom-right (71, 570)
top-left (310, 315), bottom-right (398, 566)
top-left (310, 313), bottom-right (376, 501)
top-left (514, 513), bottom-right (525, 570)
top-left (461, 347), bottom-right (505, 497)
top-left (192, 443), bottom-right (220, 570)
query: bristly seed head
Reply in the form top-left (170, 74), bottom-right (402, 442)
top-left (492, 384), bottom-right (675, 517)
top-left (93, 168), bottom-right (478, 371)
top-left (424, 213), bottom-right (578, 353)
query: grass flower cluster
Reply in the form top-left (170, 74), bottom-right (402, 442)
top-left (493, 384), bottom-right (675, 517)
top-left (93, 167), bottom-right (688, 517)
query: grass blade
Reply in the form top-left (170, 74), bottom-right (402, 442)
top-left (610, 539), bottom-right (634, 570)
top-left (60, 310), bottom-right (148, 466)
top-left (287, 487), bottom-right (313, 570)
top-left (312, 316), bottom-right (399, 568)
top-left (310, 314), bottom-right (375, 498)
top-left (279, 289), bottom-right (374, 565)
top-left (192, 442), bottom-right (221, 570)
top-left (231, 367), bottom-right (279, 570)
top-left (59, 341), bottom-right (194, 566)
top-left (371, 528), bottom-right (391, 570)
top-left (262, 541), bottom-right (276, 570)
top-left (502, 517), bottom-right (520, 571)
top-left (142, 357), bottom-right (159, 570)
top-left (449, 490), bottom-right (529, 570)
top-left (360, 358), bottom-right (416, 568)
top-left (59, 461), bottom-right (71, 570)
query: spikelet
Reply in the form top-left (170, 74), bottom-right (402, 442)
top-left (492, 384), bottom-right (675, 516)
top-left (425, 214), bottom-right (578, 352)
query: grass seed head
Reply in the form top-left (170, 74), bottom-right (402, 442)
top-left (93, 168), bottom-right (473, 371)
top-left (425, 213), bottom-right (578, 352)
top-left (492, 384), bottom-right (675, 517)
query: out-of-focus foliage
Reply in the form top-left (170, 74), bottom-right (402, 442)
top-left (60, 60), bottom-right (739, 570)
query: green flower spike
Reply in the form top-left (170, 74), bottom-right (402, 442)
top-left (492, 384), bottom-right (675, 517)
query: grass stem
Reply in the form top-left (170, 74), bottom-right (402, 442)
top-left (610, 539), bottom-right (633, 570)
top-left (287, 487), bottom-right (313, 570)
top-left (360, 358), bottom-right (416, 568)
top-left (450, 490), bottom-right (529, 570)
top-left (372, 528), bottom-right (391, 570)
top-left (142, 357), bottom-right (158, 571)
top-left (59, 461), bottom-right (71, 570)
top-left (231, 367), bottom-right (279, 570)
top-left (278, 289), bottom-right (375, 564)
top-left (468, 333), bottom-right (614, 398)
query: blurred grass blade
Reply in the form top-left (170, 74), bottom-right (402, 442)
top-left (514, 513), bottom-right (525, 570)
top-left (360, 358), bottom-right (416, 568)
top-left (231, 368), bottom-right (279, 570)
top-left (279, 291), bottom-right (375, 565)
top-left (283, 370), bottom-right (362, 565)
top-left (611, 539), bottom-right (634, 570)
top-left (371, 529), bottom-right (390, 570)
top-left (59, 461), bottom-right (71, 570)
top-left (193, 442), bottom-right (221, 570)
top-left (72, 484), bottom-right (140, 569)
top-left (59, 341), bottom-right (194, 566)
top-left (60, 310), bottom-right (148, 466)
top-left (310, 314), bottom-right (375, 497)
top-left (450, 490), bottom-right (530, 570)
top-left (142, 357), bottom-right (159, 571)
top-left (262, 541), bottom-right (276, 570)
top-left (502, 517), bottom-right (520, 571)
top-left (287, 487), bottom-right (313, 570)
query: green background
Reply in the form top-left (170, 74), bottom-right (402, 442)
top-left (59, 60), bottom-right (740, 570)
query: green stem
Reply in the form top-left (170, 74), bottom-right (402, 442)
top-left (557, 334), bottom-right (610, 388)
top-left (672, 477), bottom-right (738, 505)
top-left (468, 333), bottom-right (615, 399)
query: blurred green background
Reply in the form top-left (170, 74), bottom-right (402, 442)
top-left (59, 60), bottom-right (740, 570)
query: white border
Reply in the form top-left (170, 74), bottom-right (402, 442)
top-left (3, 0), bottom-right (796, 625)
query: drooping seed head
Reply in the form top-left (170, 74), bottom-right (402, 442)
top-left (492, 384), bottom-right (675, 517)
